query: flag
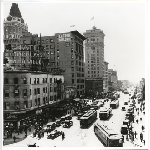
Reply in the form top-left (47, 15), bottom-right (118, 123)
top-left (91, 16), bottom-right (94, 20)
top-left (70, 25), bottom-right (75, 27)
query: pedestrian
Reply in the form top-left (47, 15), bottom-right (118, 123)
top-left (140, 133), bottom-right (143, 142)
top-left (122, 135), bottom-right (124, 143)
top-left (134, 131), bottom-right (137, 138)
top-left (143, 140), bottom-right (145, 145)
top-left (136, 119), bottom-right (139, 124)
top-left (142, 125), bottom-right (144, 131)
top-left (137, 111), bottom-right (139, 116)
top-left (13, 135), bottom-right (16, 142)
top-left (62, 132), bottom-right (65, 140)
top-left (140, 117), bottom-right (142, 121)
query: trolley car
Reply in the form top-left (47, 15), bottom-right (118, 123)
top-left (99, 107), bottom-right (112, 120)
top-left (94, 121), bottom-right (123, 147)
top-left (80, 110), bottom-right (97, 128)
top-left (110, 100), bottom-right (119, 109)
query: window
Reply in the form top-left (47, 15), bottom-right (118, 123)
top-left (50, 39), bottom-right (54, 43)
top-left (14, 102), bottom-right (19, 110)
top-left (46, 97), bottom-right (48, 103)
top-left (71, 55), bottom-right (73, 59)
top-left (30, 78), bottom-right (31, 84)
top-left (50, 78), bottom-right (52, 83)
top-left (23, 77), bottom-right (27, 84)
top-left (34, 78), bottom-right (36, 84)
top-left (37, 88), bottom-right (40, 94)
top-left (43, 97), bottom-right (45, 104)
top-left (30, 89), bottom-right (31, 95)
top-left (72, 79), bottom-right (74, 84)
top-left (23, 89), bottom-right (27, 96)
top-left (43, 78), bottom-right (44, 83)
top-left (4, 90), bottom-right (9, 97)
top-left (43, 87), bottom-right (45, 93)
top-left (46, 87), bottom-right (47, 93)
top-left (35, 99), bottom-right (37, 106)
top-left (72, 73), bottom-right (74, 77)
top-left (24, 101), bottom-right (27, 109)
top-left (38, 98), bottom-right (40, 106)
top-left (71, 61), bottom-right (74, 65)
top-left (45, 78), bottom-right (47, 83)
top-left (50, 87), bottom-right (52, 92)
top-left (14, 77), bottom-right (18, 84)
top-left (4, 78), bottom-right (9, 84)
top-left (14, 89), bottom-right (19, 96)
top-left (71, 67), bottom-right (74, 71)
top-left (37, 78), bottom-right (39, 84)
top-left (34, 89), bottom-right (37, 95)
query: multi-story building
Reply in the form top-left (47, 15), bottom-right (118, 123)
top-left (4, 3), bottom-right (28, 53)
top-left (108, 69), bottom-right (118, 91)
top-left (84, 26), bottom-right (105, 97)
top-left (4, 3), bottom-right (86, 99)
top-left (3, 70), bottom-right (65, 129)
top-left (103, 61), bottom-right (109, 92)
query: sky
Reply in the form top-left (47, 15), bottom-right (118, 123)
top-left (1, 1), bottom-right (146, 84)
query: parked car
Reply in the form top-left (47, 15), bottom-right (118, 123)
top-left (65, 114), bottom-right (72, 120)
top-left (121, 107), bottom-right (126, 111)
top-left (47, 130), bottom-right (62, 140)
top-left (56, 120), bottom-right (61, 127)
top-left (77, 113), bottom-right (84, 120)
top-left (60, 116), bottom-right (66, 124)
top-left (62, 120), bottom-right (73, 128)
top-left (124, 102), bottom-right (128, 105)
top-left (121, 125), bottom-right (128, 135)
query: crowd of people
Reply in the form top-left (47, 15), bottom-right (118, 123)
top-left (124, 94), bottom-right (145, 147)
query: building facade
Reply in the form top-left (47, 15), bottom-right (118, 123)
top-left (84, 26), bottom-right (105, 97)
top-left (103, 61), bottom-right (109, 92)
top-left (4, 71), bottom-right (65, 128)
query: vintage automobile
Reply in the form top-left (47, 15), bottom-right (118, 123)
top-left (123, 120), bottom-right (130, 126)
top-left (77, 113), bottom-right (84, 120)
top-left (124, 102), bottom-right (128, 105)
top-left (27, 143), bottom-right (37, 147)
top-left (56, 120), bottom-right (61, 127)
top-left (65, 114), bottom-right (72, 120)
top-left (62, 120), bottom-right (73, 128)
top-left (121, 125), bottom-right (128, 135)
top-left (121, 107), bottom-right (126, 111)
top-left (60, 116), bottom-right (66, 124)
top-left (47, 130), bottom-right (62, 140)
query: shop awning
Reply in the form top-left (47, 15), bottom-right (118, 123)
top-left (10, 111), bottom-right (26, 114)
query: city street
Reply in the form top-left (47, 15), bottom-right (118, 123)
top-left (4, 92), bottom-right (145, 147)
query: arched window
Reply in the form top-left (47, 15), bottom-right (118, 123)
top-left (23, 77), bottom-right (27, 84)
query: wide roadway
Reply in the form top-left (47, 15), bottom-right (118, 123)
top-left (4, 92), bottom-right (133, 147)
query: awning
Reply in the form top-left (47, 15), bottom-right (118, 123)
top-left (11, 111), bottom-right (26, 114)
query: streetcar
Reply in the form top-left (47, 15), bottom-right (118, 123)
top-left (99, 107), bottom-right (112, 120)
top-left (80, 110), bottom-right (97, 128)
top-left (94, 121), bottom-right (123, 147)
top-left (110, 100), bottom-right (119, 109)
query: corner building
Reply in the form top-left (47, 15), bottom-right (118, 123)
top-left (84, 26), bottom-right (105, 97)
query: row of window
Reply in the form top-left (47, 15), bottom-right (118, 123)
top-left (4, 77), bottom-right (61, 84)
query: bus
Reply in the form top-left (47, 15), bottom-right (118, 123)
top-left (94, 121), bottom-right (123, 147)
top-left (110, 100), bottom-right (119, 109)
top-left (80, 110), bottom-right (97, 128)
top-left (99, 107), bottom-right (112, 120)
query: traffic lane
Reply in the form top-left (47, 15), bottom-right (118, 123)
top-left (37, 116), bottom-right (103, 147)
top-left (105, 93), bottom-right (130, 134)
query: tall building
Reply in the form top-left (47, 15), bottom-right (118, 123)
top-left (4, 3), bottom-right (28, 50)
top-left (103, 61), bottom-right (109, 92)
top-left (108, 69), bottom-right (118, 91)
top-left (84, 26), bottom-right (105, 97)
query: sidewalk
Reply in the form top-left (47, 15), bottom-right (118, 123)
top-left (3, 118), bottom-right (52, 146)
